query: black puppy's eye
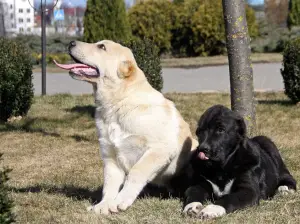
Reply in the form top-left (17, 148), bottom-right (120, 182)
top-left (216, 127), bottom-right (225, 133)
top-left (97, 44), bottom-right (106, 51)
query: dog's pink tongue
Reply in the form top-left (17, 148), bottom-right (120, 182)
top-left (198, 152), bottom-right (209, 160)
top-left (53, 60), bottom-right (90, 70)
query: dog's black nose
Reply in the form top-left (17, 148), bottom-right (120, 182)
top-left (69, 41), bottom-right (76, 51)
top-left (199, 143), bottom-right (210, 153)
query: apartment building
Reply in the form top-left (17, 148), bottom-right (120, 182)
top-left (1, 0), bottom-right (34, 35)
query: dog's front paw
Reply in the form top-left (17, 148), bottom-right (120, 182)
top-left (183, 202), bottom-right (203, 217)
top-left (87, 201), bottom-right (111, 215)
top-left (278, 185), bottom-right (295, 195)
top-left (198, 204), bottom-right (226, 220)
top-left (110, 194), bottom-right (135, 212)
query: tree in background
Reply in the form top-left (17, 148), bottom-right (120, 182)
top-left (287, 0), bottom-right (300, 30)
top-left (171, 0), bottom-right (258, 57)
top-left (83, 0), bottom-right (131, 43)
top-left (222, 0), bottom-right (256, 135)
top-left (265, 0), bottom-right (289, 27)
top-left (128, 0), bottom-right (174, 54)
top-left (0, 154), bottom-right (14, 224)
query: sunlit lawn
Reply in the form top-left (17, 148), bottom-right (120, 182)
top-left (1, 92), bottom-right (300, 223)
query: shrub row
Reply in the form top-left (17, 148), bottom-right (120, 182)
top-left (31, 52), bottom-right (71, 65)
top-left (129, 0), bottom-right (258, 57)
top-left (251, 25), bottom-right (300, 53)
top-left (14, 34), bottom-right (75, 54)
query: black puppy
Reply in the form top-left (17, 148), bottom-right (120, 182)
top-left (183, 105), bottom-right (296, 220)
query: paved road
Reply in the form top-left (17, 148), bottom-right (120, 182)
top-left (33, 63), bottom-right (283, 95)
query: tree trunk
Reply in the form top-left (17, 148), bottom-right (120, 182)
top-left (222, 0), bottom-right (256, 136)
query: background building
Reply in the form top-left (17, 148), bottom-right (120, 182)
top-left (0, 0), bottom-right (34, 36)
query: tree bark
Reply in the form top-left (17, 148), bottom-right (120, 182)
top-left (222, 0), bottom-right (256, 136)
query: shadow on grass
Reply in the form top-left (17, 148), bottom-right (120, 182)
top-left (257, 100), bottom-right (294, 106)
top-left (70, 134), bottom-right (95, 142)
top-left (11, 184), bottom-right (181, 205)
top-left (66, 105), bottom-right (95, 118)
top-left (11, 185), bottom-right (103, 203)
top-left (0, 118), bottom-right (61, 137)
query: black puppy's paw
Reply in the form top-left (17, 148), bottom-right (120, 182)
top-left (198, 204), bottom-right (226, 220)
top-left (277, 185), bottom-right (295, 195)
top-left (183, 202), bottom-right (203, 217)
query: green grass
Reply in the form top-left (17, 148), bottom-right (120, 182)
top-left (1, 92), bottom-right (300, 223)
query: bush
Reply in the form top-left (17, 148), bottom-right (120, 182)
top-left (0, 38), bottom-right (34, 121)
top-left (121, 38), bottom-right (163, 92)
top-left (128, 0), bottom-right (174, 54)
top-left (171, 0), bottom-right (258, 57)
top-left (13, 34), bottom-right (74, 54)
top-left (281, 38), bottom-right (300, 103)
top-left (0, 154), bottom-right (14, 224)
top-left (287, 0), bottom-right (300, 29)
top-left (190, 0), bottom-right (226, 56)
top-left (246, 5), bottom-right (259, 38)
top-left (31, 53), bottom-right (71, 65)
top-left (83, 0), bottom-right (131, 43)
top-left (251, 26), bottom-right (300, 53)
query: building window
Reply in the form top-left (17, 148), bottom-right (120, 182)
top-left (27, 9), bottom-right (30, 13)
top-left (27, 28), bottom-right (31, 32)
top-left (27, 18), bottom-right (30, 23)
top-left (19, 18), bottom-right (23, 23)
top-left (11, 23), bottom-right (14, 28)
top-left (10, 13), bottom-right (13, 19)
top-left (19, 9), bottom-right (23, 13)
top-left (10, 5), bottom-right (13, 9)
top-left (19, 27), bottom-right (24, 32)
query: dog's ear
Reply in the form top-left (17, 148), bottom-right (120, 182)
top-left (236, 116), bottom-right (247, 138)
top-left (117, 60), bottom-right (136, 79)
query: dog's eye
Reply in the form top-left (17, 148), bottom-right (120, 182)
top-left (97, 44), bottom-right (106, 51)
top-left (217, 127), bottom-right (225, 133)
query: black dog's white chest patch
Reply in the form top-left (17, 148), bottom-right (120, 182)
top-left (206, 179), bottom-right (235, 197)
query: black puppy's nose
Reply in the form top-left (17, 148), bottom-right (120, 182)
top-left (68, 41), bottom-right (76, 51)
top-left (199, 143), bottom-right (210, 153)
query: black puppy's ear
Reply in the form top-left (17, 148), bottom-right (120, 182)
top-left (237, 117), bottom-right (247, 138)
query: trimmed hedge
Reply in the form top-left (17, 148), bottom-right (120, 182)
top-left (281, 38), bottom-right (300, 103)
top-left (121, 38), bottom-right (163, 92)
top-left (0, 38), bottom-right (34, 121)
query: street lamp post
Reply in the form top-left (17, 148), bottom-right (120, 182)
top-left (28, 0), bottom-right (58, 96)
top-left (41, 0), bottom-right (46, 95)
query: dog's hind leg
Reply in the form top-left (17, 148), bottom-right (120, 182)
top-left (277, 155), bottom-right (297, 195)
top-left (278, 173), bottom-right (297, 195)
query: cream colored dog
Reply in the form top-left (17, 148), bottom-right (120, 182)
top-left (55, 40), bottom-right (198, 215)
